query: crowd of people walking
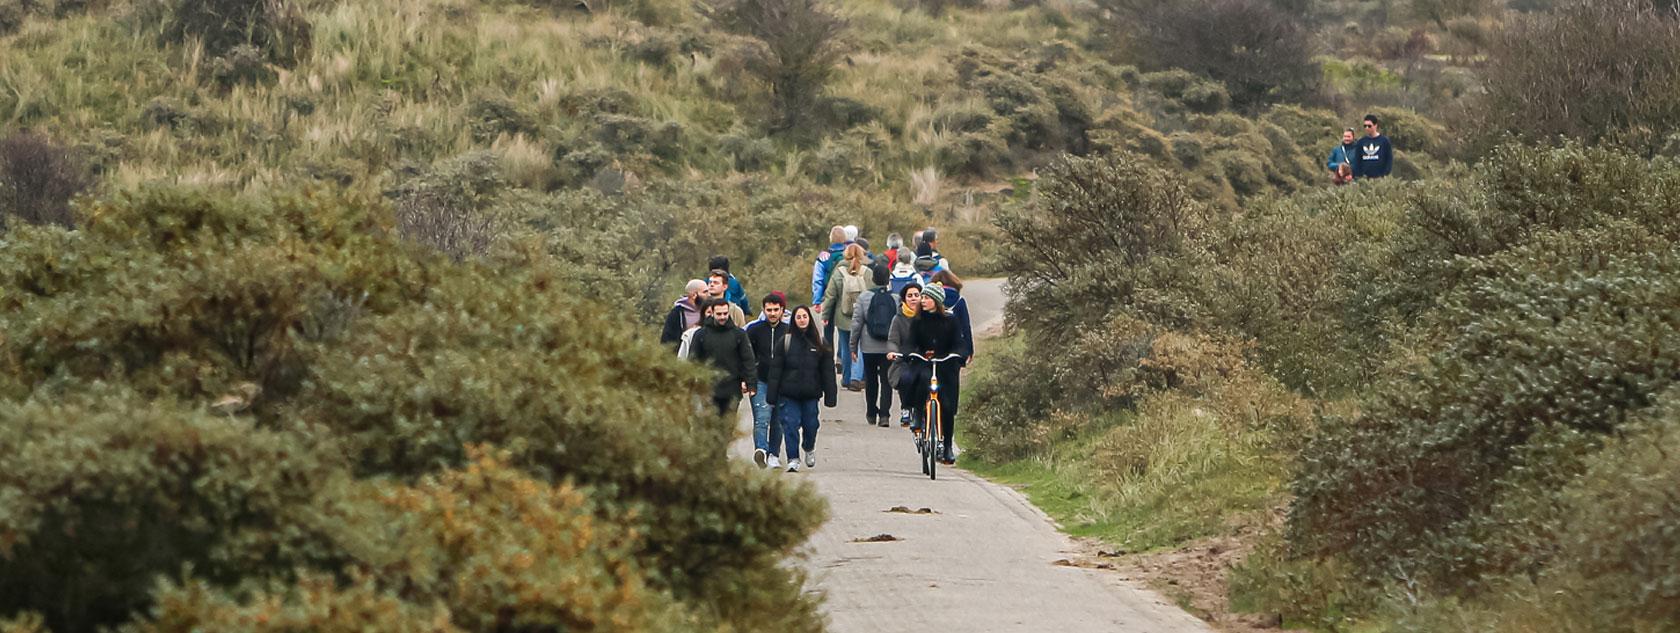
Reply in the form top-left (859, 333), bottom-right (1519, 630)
top-left (661, 225), bottom-right (975, 472)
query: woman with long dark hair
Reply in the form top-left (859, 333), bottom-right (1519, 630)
top-left (767, 305), bottom-right (838, 472)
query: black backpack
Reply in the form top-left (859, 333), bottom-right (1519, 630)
top-left (864, 287), bottom-right (896, 340)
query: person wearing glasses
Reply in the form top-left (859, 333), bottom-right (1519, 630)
top-left (1355, 114), bottom-right (1393, 179)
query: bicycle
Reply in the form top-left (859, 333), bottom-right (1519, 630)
top-left (905, 352), bottom-right (964, 480)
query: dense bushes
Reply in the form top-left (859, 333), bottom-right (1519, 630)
top-left (1291, 246), bottom-right (1680, 590)
top-left (992, 151), bottom-right (1207, 339)
top-left (1477, 0), bottom-right (1680, 154)
top-left (0, 188), bottom-right (825, 632)
top-left (972, 138), bottom-right (1680, 627)
top-left (0, 392), bottom-right (346, 632)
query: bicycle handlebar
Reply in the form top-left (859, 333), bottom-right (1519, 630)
top-left (904, 353), bottom-right (965, 363)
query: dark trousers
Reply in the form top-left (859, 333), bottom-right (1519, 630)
top-left (908, 364), bottom-right (960, 444)
top-left (862, 353), bottom-right (893, 418)
top-left (712, 394), bottom-right (740, 418)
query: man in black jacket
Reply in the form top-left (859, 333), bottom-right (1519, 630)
top-left (690, 298), bottom-right (757, 418)
top-left (745, 293), bottom-right (790, 468)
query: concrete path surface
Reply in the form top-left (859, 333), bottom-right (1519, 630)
top-left (732, 279), bottom-right (1213, 633)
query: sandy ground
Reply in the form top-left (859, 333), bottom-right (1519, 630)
top-left (730, 279), bottom-right (1213, 633)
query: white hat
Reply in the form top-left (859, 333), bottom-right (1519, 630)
top-left (843, 225), bottom-right (859, 241)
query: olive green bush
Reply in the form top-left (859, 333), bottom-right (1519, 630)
top-left (0, 187), bottom-right (826, 632)
top-left (993, 151), bottom-right (1209, 340)
top-left (0, 391), bottom-right (346, 633)
top-left (1290, 244), bottom-right (1680, 592)
top-left (975, 136), bottom-right (1680, 626)
top-left (162, 0), bottom-right (311, 67)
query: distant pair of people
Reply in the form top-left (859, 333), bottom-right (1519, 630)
top-left (1327, 114), bottom-right (1393, 184)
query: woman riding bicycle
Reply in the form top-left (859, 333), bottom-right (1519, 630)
top-left (906, 283), bottom-right (966, 465)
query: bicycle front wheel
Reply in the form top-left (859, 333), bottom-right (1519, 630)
top-left (926, 401), bottom-right (940, 481)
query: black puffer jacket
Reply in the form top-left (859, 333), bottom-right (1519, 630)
top-left (745, 318), bottom-right (790, 384)
top-left (690, 321), bottom-right (756, 400)
top-left (909, 310), bottom-right (961, 358)
top-left (766, 331), bottom-right (838, 407)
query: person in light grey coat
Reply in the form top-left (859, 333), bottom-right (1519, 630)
top-left (884, 282), bottom-right (922, 427)
top-left (849, 265), bottom-right (900, 426)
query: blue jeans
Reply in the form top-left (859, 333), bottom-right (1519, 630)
top-left (751, 381), bottom-right (782, 456)
top-left (779, 398), bottom-right (820, 460)
top-left (836, 330), bottom-right (864, 383)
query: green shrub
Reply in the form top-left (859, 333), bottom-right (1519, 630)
top-left (1089, 112), bottom-right (1170, 159)
top-left (138, 576), bottom-right (461, 633)
top-left (162, 0), bottom-right (311, 67)
top-left (1166, 131), bottom-right (1205, 169)
top-left (1290, 245), bottom-right (1680, 591)
top-left (993, 151), bottom-right (1208, 340)
top-left (391, 151), bottom-right (509, 261)
top-left (1364, 106), bottom-right (1448, 159)
top-left (976, 71), bottom-right (1059, 148)
top-left (1262, 104), bottom-right (1347, 155)
top-left (0, 187), bottom-right (829, 631)
top-left (0, 0), bottom-right (23, 36)
top-left (466, 95), bottom-right (537, 142)
top-left (715, 130), bottom-right (776, 171)
top-left (1179, 80), bottom-right (1231, 114)
top-left (0, 390), bottom-right (345, 632)
top-left (592, 112), bottom-right (684, 160)
top-left (1213, 151), bottom-right (1266, 196)
top-left (208, 44), bottom-right (274, 88)
top-left (937, 126), bottom-right (1013, 177)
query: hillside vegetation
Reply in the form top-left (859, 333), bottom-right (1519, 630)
top-left (0, 0), bottom-right (1469, 313)
top-left (965, 1), bottom-right (1680, 631)
top-left (4, 0), bottom-right (1678, 631)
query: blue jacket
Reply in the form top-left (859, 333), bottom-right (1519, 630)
top-left (1354, 135), bottom-right (1393, 178)
top-left (1327, 144), bottom-right (1355, 173)
top-left (810, 242), bottom-right (848, 302)
top-left (944, 287), bottom-right (975, 363)
top-left (724, 274), bottom-right (750, 315)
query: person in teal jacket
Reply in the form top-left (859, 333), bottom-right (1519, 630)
top-left (1326, 128), bottom-right (1356, 185)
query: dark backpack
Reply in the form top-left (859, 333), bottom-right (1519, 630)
top-left (864, 287), bottom-right (896, 340)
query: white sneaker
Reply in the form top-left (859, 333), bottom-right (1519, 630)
top-left (753, 448), bottom-right (768, 469)
top-left (804, 450), bottom-right (816, 468)
top-left (768, 455), bottom-right (781, 469)
top-left (787, 460), bottom-right (801, 473)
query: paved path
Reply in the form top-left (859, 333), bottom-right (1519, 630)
top-left (733, 279), bottom-right (1212, 633)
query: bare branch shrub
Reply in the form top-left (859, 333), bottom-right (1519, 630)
top-left (0, 132), bottom-right (93, 232)
top-left (1475, 0), bottom-right (1680, 154)
top-left (391, 152), bottom-right (507, 262)
top-left (1097, 0), bottom-right (1319, 110)
top-left (706, 0), bottom-right (847, 137)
